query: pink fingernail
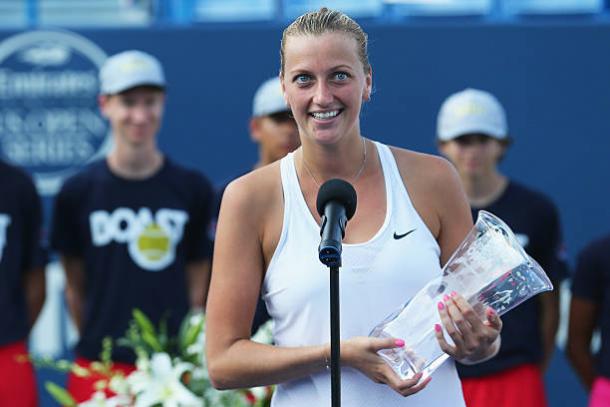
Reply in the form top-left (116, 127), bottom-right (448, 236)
top-left (437, 301), bottom-right (445, 310)
top-left (442, 294), bottom-right (450, 302)
top-left (450, 291), bottom-right (457, 298)
top-left (487, 307), bottom-right (496, 316)
top-left (395, 339), bottom-right (405, 347)
top-left (434, 324), bottom-right (441, 333)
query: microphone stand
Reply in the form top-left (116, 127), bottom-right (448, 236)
top-left (316, 179), bottom-right (357, 407)
top-left (330, 262), bottom-right (341, 407)
top-left (320, 243), bottom-right (344, 407)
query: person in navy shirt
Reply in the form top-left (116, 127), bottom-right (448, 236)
top-left (436, 88), bottom-right (568, 407)
top-left (50, 50), bottom-right (214, 403)
top-left (0, 160), bottom-right (46, 406)
top-left (568, 237), bottom-right (610, 406)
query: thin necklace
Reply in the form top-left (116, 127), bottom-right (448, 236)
top-left (301, 137), bottom-right (367, 187)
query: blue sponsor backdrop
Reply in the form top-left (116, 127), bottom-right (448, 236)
top-left (1, 20), bottom-right (607, 406)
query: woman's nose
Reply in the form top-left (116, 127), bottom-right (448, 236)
top-left (313, 82), bottom-right (333, 106)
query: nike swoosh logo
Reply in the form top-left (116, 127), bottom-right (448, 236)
top-left (394, 229), bottom-right (416, 240)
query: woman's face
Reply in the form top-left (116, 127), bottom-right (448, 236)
top-left (281, 32), bottom-right (372, 146)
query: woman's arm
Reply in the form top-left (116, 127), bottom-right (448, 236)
top-left (397, 151), bottom-right (502, 364)
top-left (206, 171), bottom-right (331, 389)
top-left (434, 157), bottom-right (502, 363)
top-left (434, 158), bottom-right (502, 363)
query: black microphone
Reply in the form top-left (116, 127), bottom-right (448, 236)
top-left (316, 179), bottom-right (357, 267)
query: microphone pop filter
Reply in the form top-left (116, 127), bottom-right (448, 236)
top-left (316, 179), bottom-right (357, 220)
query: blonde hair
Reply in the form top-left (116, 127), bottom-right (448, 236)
top-left (280, 7), bottom-right (371, 77)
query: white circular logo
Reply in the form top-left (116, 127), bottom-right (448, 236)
top-left (128, 222), bottom-right (176, 271)
top-left (0, 30), bottom-right (111, 195)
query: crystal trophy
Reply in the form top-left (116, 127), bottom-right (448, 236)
top-left (369, 210), bottom-right (553, 380)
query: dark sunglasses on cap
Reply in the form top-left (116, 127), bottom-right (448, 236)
top-left (268, 110), bottom-right (294, 124)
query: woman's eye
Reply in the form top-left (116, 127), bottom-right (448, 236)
top-left (335, 72), bottom-right (349, 81)
top-left (295, 74), bottom-right (311, 84)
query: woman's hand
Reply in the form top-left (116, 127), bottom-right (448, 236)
top-left (341, 336), bottom-right (431, 397)
top-left (434, 291), bottom-right (502, 364)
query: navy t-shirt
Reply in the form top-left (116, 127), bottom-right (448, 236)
top-left (458, 181), bottom-right (568, 377)
top-left (50, 158), bottom-right (213, 363)
top-left (0, 160), bottom-right (46, 346)
top-left (571, 235), bottom-right (610, 379)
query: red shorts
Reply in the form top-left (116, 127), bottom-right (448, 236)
top-left (0, 341), bottom-right (38, 407)
top-left (67, 357), bottom-right (136, 403)
top-left (590, 376), bottom-right (610, 407)
top-left (461, 364), bottom-right (547, 407)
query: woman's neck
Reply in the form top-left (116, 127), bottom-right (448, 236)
top-left (299, 135), bottom-right (367, 185)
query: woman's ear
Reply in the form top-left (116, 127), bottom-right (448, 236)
top-left (363, 68), bottom-right (373, 101)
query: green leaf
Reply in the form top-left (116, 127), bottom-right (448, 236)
top-left (100, 336), bottom-right (114, 369)
top-left (45, 382), bottom-right (76, 407)
top-left (115, 338), bottom-right (132, 348)
top-left (142, 330), bottom-right (163, 352)
top-left (183, 321), bottom-right (203, 349)
top-left (178, 312), bottom-right (191, 343)
top-left (158, 317), bottom-right (169, 350)
top-left (133, 308), bottom-right (157, 337)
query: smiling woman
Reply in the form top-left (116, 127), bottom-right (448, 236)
top-left (206, 7), bottom-right (502, 406)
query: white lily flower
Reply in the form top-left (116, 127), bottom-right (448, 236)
top-left (204, 388), bottom-right (249, 407)
top-left (189, 311), bottom-right (204, 326)
top-left (251, 320), bottom-right (274, 344)
top-left (108, 374), bottom-right (129, 396)
top-left (186, 330), bottom-right (205, 358)
top-left (77, 391), bottom-right (130, 407)
top-left (249, 386), bottom-right (268, 401)
top-left (135, 352), bottom-right (150, 372)
top-left (127, 352), bottom-right (200, 407)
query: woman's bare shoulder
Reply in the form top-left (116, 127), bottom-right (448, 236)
top-left (386, 145), bottom-right (468, 240)
top-left (389, 145), bottom-right (458, 187)
top-left (221, 162), bottom-right (283, 220)
top-left (218, 161), bottom-right (285, 266)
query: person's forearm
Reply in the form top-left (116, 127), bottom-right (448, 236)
top-left (24, 268), bottom-right (46, 329)
top-left (186, 259), bottom-right (211, 310)
top-left (540, 325), bottom-right (558, 372)
top-left (540, 292), bottom-right (560, 371)
top-left (65, 286), bottom-right (84, 333)
top-left (209, 340), bottom-right (328, 390)
top-left (567, 346), bottom-right (596, 390)
top-left (61, 256), bottom-right (86, 333)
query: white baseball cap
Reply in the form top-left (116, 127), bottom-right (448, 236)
top-left (99, 50), bottom-right (165, 95)
top-left (252, 77), bottom-right (289, 117)
top-left (437, 88), bottom-right (508, 141)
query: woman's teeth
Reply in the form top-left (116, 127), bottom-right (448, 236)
top-left (311, 110), bottom-right (339, 120)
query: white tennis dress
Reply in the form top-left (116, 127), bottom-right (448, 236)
top-left (263, 142), bottom-right (466, 407)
